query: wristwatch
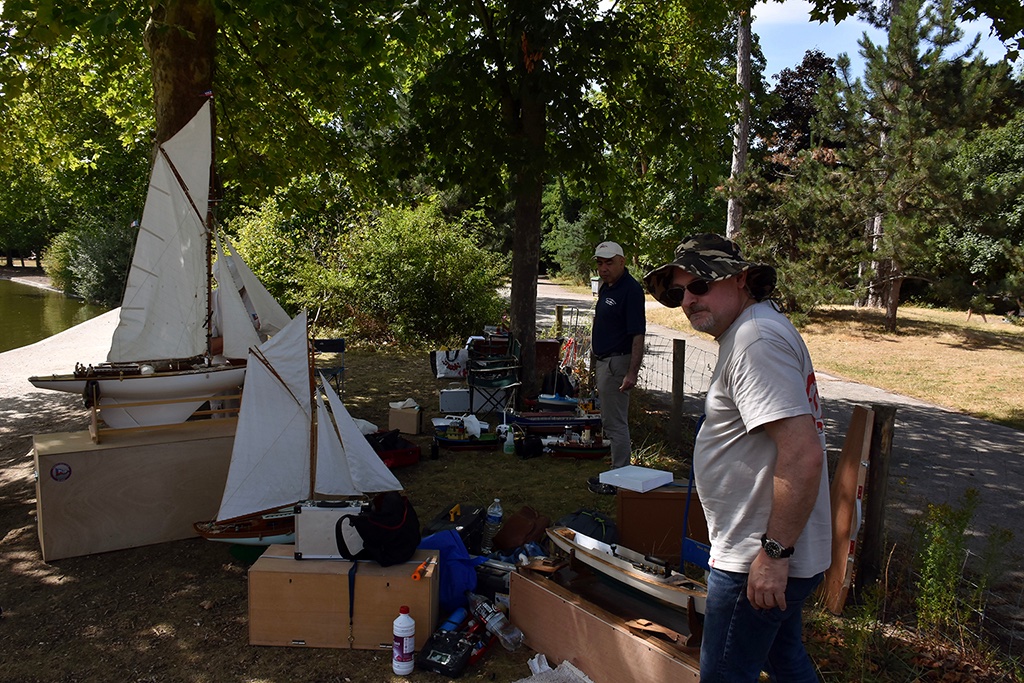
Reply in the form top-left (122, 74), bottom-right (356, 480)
top-left (761, 534), bottom-right (794, 559)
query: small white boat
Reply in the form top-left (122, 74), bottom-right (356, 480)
top-left (546, 526), bottom-right (706, 614)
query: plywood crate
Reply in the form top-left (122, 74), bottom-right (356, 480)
top-left (33, 418), bottom-right (236, 562)
top-left (616, 482), bottom-right (709, 564)
top-left (248, 546), bottom-right (439, 650)
top-left (509, 571), bottom-right (699, 682)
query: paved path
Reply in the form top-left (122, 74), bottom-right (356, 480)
top-left (535, 278), bottom-right (1024, 644)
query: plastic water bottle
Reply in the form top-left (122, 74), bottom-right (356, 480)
top-left (480, 498), bottom-right (502, 555)
top-left (503, 430), bottom-right (515, 455)
top-left (392, 605), bottom-right (415, 675)
top-left (466, 591), bottom-right (524, 652)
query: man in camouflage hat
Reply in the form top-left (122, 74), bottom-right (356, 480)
top-left (644, 234), bottom-right (829, 682)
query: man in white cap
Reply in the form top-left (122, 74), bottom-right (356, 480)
top-left (644, 233), bottom-right (829, 682)
top-left (588, 241), bottom-right (646, 494)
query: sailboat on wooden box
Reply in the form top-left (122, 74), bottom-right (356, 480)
top-left (28, 100), bottom-right (289, 429)
top-left (194, 311), bottom-right (403, 546)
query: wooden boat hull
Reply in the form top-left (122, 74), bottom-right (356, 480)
top-left (194, 506), bottom-right (296, 546)
top-left (546, 526), bottom-right (706, 614)
top-left (503, 410), bottom-right (602, 435)
top-left (29, 364), bottom-right (246, 429)
top-left (549, 442), bottom-right (610, 459)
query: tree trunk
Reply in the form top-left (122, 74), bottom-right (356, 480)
top-left (509, 85), bottom-right (546, 396)
top-left (726, 6), bottom-right (752, 240)
top-left (884, 270), bottom-right (903, 332)
top-left (144, 0), bottom-right (216, 144)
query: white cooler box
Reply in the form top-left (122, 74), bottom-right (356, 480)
top-left (439, 387), bottom-right (510, 413)
top-left (293, 501), bottom-right (364, 560)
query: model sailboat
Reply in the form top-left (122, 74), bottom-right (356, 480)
top-left (194, 311), bottom-right (403, 545)
top-left (28, 99), bottom-right (289, 428)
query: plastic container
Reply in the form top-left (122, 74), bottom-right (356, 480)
top-left (503, 430), bottom-right (515, 455)
top-left (480, 498), bottom-right (503, 555)
top-left (440, 607), bottom-right (468, 631)
top-left (392, 605), bottom-right (415, 675)
top-left (466, 591), bottom-right (524, 652)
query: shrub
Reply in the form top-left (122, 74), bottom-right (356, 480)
top-left (336, 204), bottom-right (508, 345)
top-left (41, 231), bottom-right (76, 295)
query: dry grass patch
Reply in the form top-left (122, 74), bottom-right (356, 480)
top-left (646, 304), bottom-right (1024, 431)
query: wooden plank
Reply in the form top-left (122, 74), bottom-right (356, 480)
top-left (820, 405), bottom-right (874, 615)
top-left (510, 571), bottom-right (700, 683)
top-left (33, 419), bottom-right (237, 561)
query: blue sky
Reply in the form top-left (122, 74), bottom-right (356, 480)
top-left (751, 0), bottom-right (1016, 82)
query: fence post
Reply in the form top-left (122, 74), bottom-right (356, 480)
top-left (671, 338), bottom-right (687, 446)
top-left (858, 403), bottom-right (897, 588)
top-left (555, 305), bottom-right (563, 338)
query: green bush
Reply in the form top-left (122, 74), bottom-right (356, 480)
top-left (70, 218), bottom-right (136, 307)
top-left (337, 204), bottom-right (508, 345)
top-left (41, 231), bottom-right (76, 295)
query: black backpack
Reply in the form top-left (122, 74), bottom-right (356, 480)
top-left (336, 491), bottom-right (421, 566)
top-left (556, 508), bottom-right (618, 545)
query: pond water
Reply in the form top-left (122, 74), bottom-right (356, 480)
top-left (0, 279), bottom-right (109, 353)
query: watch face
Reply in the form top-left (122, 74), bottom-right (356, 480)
top-left (764, 538), bottom-right (783, 559)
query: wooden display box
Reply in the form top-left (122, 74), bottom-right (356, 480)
top-left (510, 571), bottom-right (699, 682)
top-left (249, 545), bottom-right (439, 650)
top-left (616, 482), bottom-right (709, 565)
top-left (33, 419), bottom-right (236, 562)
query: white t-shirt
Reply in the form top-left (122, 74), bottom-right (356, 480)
top-left (695, 301), bottom-right (831, 577)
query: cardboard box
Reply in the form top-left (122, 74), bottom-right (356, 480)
top-left (389, 407), bottom-right (423, 435)
top-left (33, 419), bottom-right (236, 562)
top-left (598, 465), bottom-right (673, 493)
top-left (249, 545), bottom-right (439, 650)
top-left (616, 482), bottom-right (709, 564)
top-left (509, 571), bottom-right (699, 682)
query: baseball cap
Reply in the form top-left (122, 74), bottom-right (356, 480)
top-left (643, 233), bottom-right (777, 307)
top-left (594, 241), bottom-right (624, 259)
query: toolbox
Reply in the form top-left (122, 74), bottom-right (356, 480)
top-left (366, 429), bottom-right (422, 469)
top-left (293, 500), bottom-right (364, 560)
top-left (421, 502), bottom-right (485, 554)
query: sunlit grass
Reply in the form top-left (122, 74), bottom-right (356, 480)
top-left (647, 304), bottom-right (1024, 431)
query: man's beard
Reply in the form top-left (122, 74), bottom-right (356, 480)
top-left (686, 308), bottom-right (717, 334)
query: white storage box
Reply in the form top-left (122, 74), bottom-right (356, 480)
top-left (599, 465), bottom-right (674, 493)
top-left (293, 501), bottom-right (364, 560)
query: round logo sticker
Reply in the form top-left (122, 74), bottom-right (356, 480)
top-left (50, 463), bottom-right (72, 482)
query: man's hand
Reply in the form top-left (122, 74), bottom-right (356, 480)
top-left (619, 371), bottom-right (638, 392)
top-left (747, 552), bottom-right (789, 610)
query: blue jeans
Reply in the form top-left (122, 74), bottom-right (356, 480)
top-left (699, 568), bottom-right (823, 683)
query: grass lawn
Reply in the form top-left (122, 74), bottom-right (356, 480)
top-left (647, 304), bottom-right (1024, 431)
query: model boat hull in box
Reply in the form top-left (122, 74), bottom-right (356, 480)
top-left (546, 526), bottom-right (706, 614)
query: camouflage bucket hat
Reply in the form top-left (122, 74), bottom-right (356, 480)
top-left (643, 233), bottom-right (777, 307)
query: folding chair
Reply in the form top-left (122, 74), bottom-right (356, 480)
top-left (313, 337), bottom-right (346, 396)
top-left (467, 337), bottom-right (521, 416)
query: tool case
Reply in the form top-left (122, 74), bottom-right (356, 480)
top-left (366, 429), bottom-right (422, 469)
top-left (293, 500), bottom-right (364, 560)
top-left (421, 502), bottom-right (485, 555)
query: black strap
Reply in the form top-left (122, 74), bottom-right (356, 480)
top-left (348, 561), bottom-right (358, 648)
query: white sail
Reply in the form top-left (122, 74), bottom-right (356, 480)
top-left (212, 234), bottom-right (263, 360)
top-left (221, 233), bottom-right (291, 337)
top-left (108, 101), bottom-right (213, 362)
top-left (317, 372), bottom-right (402, 495)
top-left (215, 312), bottom-right (312, 522)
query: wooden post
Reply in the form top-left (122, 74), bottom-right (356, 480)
top-left (857, 403), bottom-right (897, 588)
top-left (670, 339), bottom-right (687, 446)
top-left (555, 305), bottom-right (564, 338)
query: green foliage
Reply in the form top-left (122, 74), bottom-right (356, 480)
top-left (67, 216), bottom-right (136, 307)
top-left (41, 231), bottom-right (76, 295)
top-left (337, 203), bottom-right (508, 345)
top-left (915, 489), bottom-right (978, 631)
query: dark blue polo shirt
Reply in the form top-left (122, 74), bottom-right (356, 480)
top-left (592, 268), bottom-right (646, 357)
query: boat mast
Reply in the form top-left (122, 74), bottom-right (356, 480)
top-left (307, 316), bottom-right (318, 500)
top-left (205, 93), bottom-right (217, 359)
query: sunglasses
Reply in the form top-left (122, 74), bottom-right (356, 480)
top-left (664, 279), bottom-right (711, 305)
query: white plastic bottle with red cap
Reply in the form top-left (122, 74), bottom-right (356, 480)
top-left (392, 605), bottom-right (415, 675)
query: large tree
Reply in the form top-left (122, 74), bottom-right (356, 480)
top-left (814, 0), bottom-right (1012, 330)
